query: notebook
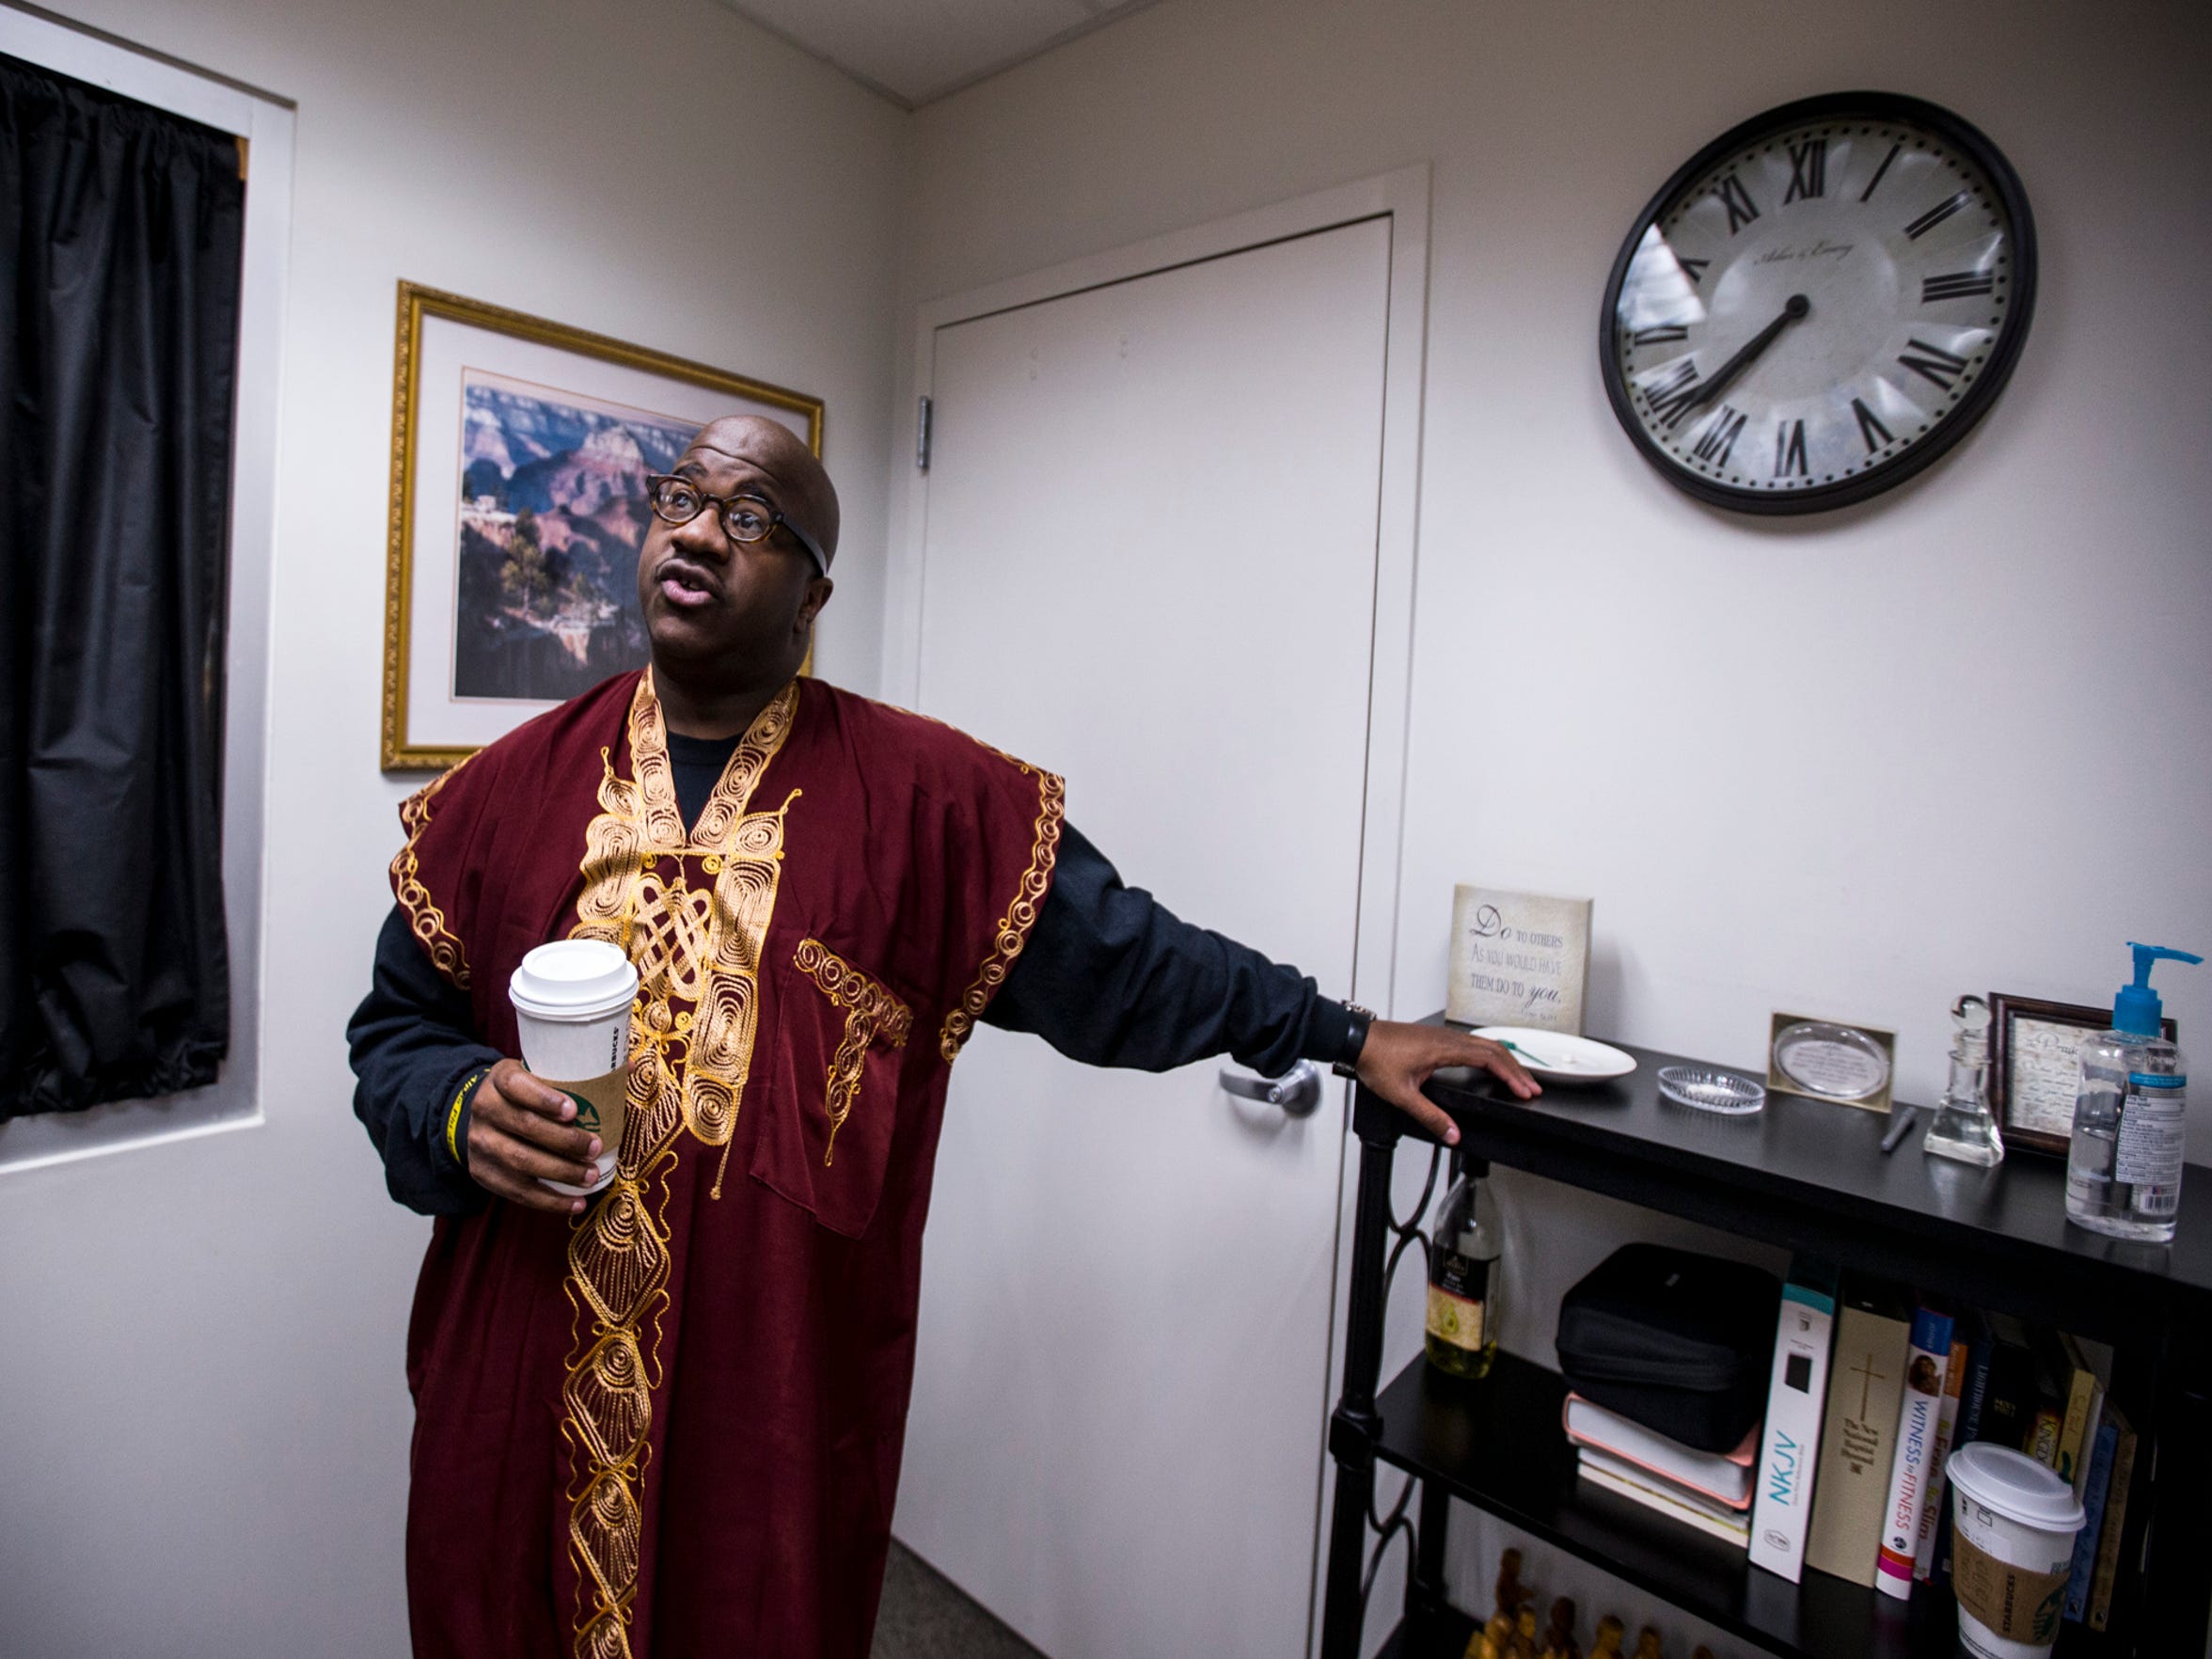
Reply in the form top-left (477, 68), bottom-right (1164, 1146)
top-left (1563, 1393), bottom-right (1757, 1510)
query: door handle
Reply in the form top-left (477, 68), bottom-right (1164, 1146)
top-left (1219, 1059), bottom-right (1323, 1118)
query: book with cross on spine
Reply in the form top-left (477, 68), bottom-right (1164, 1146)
top-left (1803, 1277), bottom-right (1912, 1588)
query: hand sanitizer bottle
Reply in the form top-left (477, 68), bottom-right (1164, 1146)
top-left (2065, 943), bottom-right (2203, 1242)
top-left (1923, 995), bottom-right (2004, 1165)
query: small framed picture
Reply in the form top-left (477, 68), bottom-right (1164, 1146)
top-left (1989, 994), bottom-right (2175, 1157)
top-left (1765, 1012), bottom-right (1897, 1114)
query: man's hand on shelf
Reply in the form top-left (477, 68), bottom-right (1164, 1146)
top-left (1354, 1021), bottom-right (1540, 1145)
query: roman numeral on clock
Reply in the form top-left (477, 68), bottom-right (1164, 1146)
top-left (1859, 142), bottom-right (1901, 202)
top-left (1921, 271), bottom-right (1996, 302)
top-left (1632, 324), bottom-right (1690, 347)
top-left (1851, 396), bottom-right (1895, 452)
top-left (1898, 338), bottom-right (1971, 390)
top-left (1785, 138), bottom-right (1827, 203)
top-left (1679, 257), bottom-right (1711, 287)
top-left (1774, 419), bottom-right (1809, 479)
top-left (1692, 405), bottom-right (1748, 468)
top-left (1904, 191), bottom-right (1972, 240)
top-left (1644, 358), bottom-right (1703, 428)
top-left (1714, 172), bottom-right (1761, 234)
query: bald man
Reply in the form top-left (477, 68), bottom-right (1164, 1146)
top-left (348, 416), bottom-right (1534, 1659)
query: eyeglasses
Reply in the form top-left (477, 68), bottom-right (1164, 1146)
top-left (644, 474), bottom-right (827, 576)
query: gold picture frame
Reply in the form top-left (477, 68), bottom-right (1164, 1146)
top-left (1764, 1010), bottom-right (1898, 1114)
top-left (381, 282), bottom-right (824, 770)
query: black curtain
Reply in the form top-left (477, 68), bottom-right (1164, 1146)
top-left (0, 56), bottom-right (245, 1117)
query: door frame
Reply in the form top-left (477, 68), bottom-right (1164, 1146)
top-left (882, 166), bottom-right (1433, 1659)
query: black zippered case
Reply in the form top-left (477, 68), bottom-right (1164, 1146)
top-left (1553, 1243), bottom-right (1779, 1453)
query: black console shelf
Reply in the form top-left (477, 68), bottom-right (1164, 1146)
top-left (1318, 1020), bottom-right (2212, 1659)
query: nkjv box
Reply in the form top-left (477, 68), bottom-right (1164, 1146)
top-left (1446, 885), bottom-right (1592, 1035)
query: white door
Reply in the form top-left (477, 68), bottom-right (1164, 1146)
top-left (898, 215), bottom-right (1395, 1659)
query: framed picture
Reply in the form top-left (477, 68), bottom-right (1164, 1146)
top-left (1989, 993), bottom-right (2174, 1156)
top-left (381, 282), bottom-right (823, 770)
top-left (1765, 1011), bottom-right (1897, 1114)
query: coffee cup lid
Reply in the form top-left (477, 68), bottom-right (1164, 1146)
top-left (510, 940), bottom-right (639, 1019)
top-left (1945, 1442), bottom-right (2086, 1534)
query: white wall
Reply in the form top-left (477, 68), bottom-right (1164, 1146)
top-left (0, 3), bottom-right (905, 1654)
top-left (6, 0), bottom-right (2209, 1651)
top-left (899, 0), bottom-right (2212, 1643)
top-left (906, 0), bottom-right (2212, 1129)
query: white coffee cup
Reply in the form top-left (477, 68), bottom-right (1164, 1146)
top-left (1944, 1442), bottom-right (2088, 1659)
top-left (508, 940), bottom-right (639, 1196)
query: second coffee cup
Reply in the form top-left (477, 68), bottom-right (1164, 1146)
top-left (508, 939), bottom-right (639, 1196)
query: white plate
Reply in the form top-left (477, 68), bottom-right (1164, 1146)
top-left (1472, 1026), bottom-right (1637, 1085)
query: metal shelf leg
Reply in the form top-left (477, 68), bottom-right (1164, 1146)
top-left (1320, 1106), bottom-right (1400, 1659)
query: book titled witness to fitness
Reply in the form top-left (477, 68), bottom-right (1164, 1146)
top-left (1874, 1304), bottom-right (1954, 1599)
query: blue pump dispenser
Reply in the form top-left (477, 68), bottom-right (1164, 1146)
top-left (2113, 942), bottom-right (2203, 1037)
top-left (2068, 942), bottom-right (2202, 1241)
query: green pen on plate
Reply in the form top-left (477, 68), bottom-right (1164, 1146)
top-left (1499, 1038), bottom-right (1578, 1070)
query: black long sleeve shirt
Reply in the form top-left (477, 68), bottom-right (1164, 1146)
top-left (348, 732), bottom-right (1357, 1214)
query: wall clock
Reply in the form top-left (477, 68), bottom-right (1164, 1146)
top-left (1601, 91), bottom-right (2035, 514)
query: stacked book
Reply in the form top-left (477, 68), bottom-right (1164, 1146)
top-left (1566, 1395), bottom-right (1757, 1548)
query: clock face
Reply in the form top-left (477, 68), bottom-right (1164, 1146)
top-left (1602, 93), bottom-right (2036, 513)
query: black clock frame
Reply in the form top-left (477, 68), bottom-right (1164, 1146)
top-left (1599, 90), bottom-right (2038, 515)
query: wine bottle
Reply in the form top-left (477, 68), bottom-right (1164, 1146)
top-left (1426, 1156), bottom-right (1505, 1379)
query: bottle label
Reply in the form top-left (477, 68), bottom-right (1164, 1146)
top-left (1427, 1247), bottom-right (1491, 1351)
top-left (2115, 1074), bottom-right (2186, 1212)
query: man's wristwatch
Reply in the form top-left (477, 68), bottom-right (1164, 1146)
top-left (1333, 1003), bottom-right (1375, 1080)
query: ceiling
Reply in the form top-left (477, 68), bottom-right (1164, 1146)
top-left (718, 0), bottom-right (1161, 109)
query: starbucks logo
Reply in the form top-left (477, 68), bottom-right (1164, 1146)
top-left (564, 1091), bottom-right (601, 1130)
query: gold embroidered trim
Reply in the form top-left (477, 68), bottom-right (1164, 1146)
top-left (794, 939), bottom-right (911, 1165)
top-left (940, 767), bottom-right (1066, 1064)
top-left (390, 752), bottom-right (477, 988)
top-left (560, 670), bottom-right (801, 1659)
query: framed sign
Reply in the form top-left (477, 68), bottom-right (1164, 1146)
top-left (1445, 885), bottom-right (1593, 1035)
top-left (1765, 1012), bottom-right (1897, 1114)
top-left (1989, 993), bottom-right (2174, 1157)
top-left (382, 283), bottom-right (823, 770)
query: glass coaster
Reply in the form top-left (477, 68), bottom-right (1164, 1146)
top-left (1657, 1066), bottom-right (1765, 1115)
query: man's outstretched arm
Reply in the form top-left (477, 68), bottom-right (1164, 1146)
top-left (981, 824), bottom-right (1536, 1143)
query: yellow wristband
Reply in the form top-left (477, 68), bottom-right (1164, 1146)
top-left (445, 1068), bottom-right (484, 1163)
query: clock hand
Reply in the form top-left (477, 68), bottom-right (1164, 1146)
top-left (1677, 292), bottom-right (1810, 416)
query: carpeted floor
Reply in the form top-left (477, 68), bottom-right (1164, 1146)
top-left (871, 1540), bottom-right (1049, 1659)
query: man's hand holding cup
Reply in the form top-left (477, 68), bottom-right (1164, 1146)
top-left (465, 1060), bottom-right (605, 1214)
top-left (483, 939), bottom-right (640, 1214)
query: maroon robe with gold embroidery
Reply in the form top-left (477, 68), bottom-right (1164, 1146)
top-left (390, 669), bottom-right (1063, 1658)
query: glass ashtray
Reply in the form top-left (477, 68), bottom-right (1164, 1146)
top-left (1657, 1066), bottom-right (1766, 1115)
